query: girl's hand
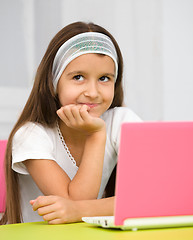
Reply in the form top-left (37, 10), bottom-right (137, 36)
top-left (57, 104), bottom-right (105, 135)
top-left (30, 196), bottom-right (81, 224)
top-left (30, 195), bottom-right (115, 225)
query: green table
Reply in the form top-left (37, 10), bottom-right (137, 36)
top-left (1, 221), bottom-right (193, 240)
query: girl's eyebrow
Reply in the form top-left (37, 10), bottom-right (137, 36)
top-left (67, 71), bottom-right (85, 76)
top-left (67, 71), bottom-right (115, 78)
top-left (106, 73), bottom-right (115, 78)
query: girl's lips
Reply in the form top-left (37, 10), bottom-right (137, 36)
top-left (79, 103), bottom-right (99, 108)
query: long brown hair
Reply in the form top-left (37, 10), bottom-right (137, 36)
top-left (0, 21), bottom-right (124, 224)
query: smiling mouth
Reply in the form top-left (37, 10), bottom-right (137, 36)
top-left (79, 103), bottom-right (99, 108)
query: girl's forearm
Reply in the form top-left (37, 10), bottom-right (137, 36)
top-left (69, 129), bottom-right (106, 200)
top-left (76, 196), bottom-right (115, 221)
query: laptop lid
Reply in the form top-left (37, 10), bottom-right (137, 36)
top-left (114, 122), bottom-right (193, 226)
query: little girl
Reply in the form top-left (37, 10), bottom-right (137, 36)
top-left (0, 21), bottom-right (141, 224)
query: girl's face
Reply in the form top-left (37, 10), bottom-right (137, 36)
top-left (57, 53), bottom-right (115, 117)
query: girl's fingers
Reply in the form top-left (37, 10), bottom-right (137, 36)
top-left (71, 105), bottom-right (84, 123)
top-left (30, 200), bottom-right (35, 205)
top-left (57, 106), bottom-right (74, 126)
top-left (57, 104), bottom-right (105, 133)
top-left (61, 106), bottom-right (74, 122)
top-left (31, 196), bottom-right (55, 211)
top-left (41, 211), bottom-right (58, 222)
top-left (36, 204), bottom-right (56, 216)
top-left (32, 197), bottom-right (71, 224)
top-left (30, 196), bottom-right (82, 224)
top-left (79, 104), bottom-right (91, 121)
top-left (57, 104), bottom-right (90, 127)
top-left (48, 218), bottom-right (64, 225)
top-left (57, 108), bottom-right (69, 123)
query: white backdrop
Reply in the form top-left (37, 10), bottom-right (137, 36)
top-left (0, 0), bottom-right (193, 139)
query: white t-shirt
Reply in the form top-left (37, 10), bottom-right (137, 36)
top-left (12, 107), bottom-right (141, 222)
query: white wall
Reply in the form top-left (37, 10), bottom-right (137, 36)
top-left (0, 0), bottom-right (193, 139)
top-left (163, 0), bottom-right (193, 120)
top-left (114, 0), bottom-right (163, 121)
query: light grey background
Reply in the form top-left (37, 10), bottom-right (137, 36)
top-left (0, 0), bottom-right (193, 139)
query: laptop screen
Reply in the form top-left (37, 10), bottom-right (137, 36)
top-left (114, 122), bottom-right (193, 226)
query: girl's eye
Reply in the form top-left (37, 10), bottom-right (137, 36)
top-left (73, 75), bottom-right (84, 81)
top-left (99, 76), bottom-right (110, 82)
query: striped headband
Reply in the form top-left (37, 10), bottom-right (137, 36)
top-left (52, 32), bottom-right (118, 92)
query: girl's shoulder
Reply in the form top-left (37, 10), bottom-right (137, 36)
top-left (101, 106), bottom-right (142, 125)
top-left (15, 121), bottom-right (41, 133)
top-left (15, 121), bottom-right (54, 134)
top-left (101, 107), bottom-right (142, 151)
top-left (13, 122), bottom-right (56, 144)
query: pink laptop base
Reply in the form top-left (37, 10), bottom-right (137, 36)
top-left (114, 122), bottom-right (193, 226)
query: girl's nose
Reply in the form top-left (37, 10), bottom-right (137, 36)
top-left (84, 80), bottom-right (99, 98)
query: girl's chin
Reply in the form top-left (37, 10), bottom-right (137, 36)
top-left (87, 110), bottom-right (101, 118)
top-left (89, 113), bottom-right (100, 118)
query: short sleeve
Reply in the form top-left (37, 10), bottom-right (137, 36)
top-left (112, 107), bottom-right (142, 151)
top-left (102, 107), bottom-right (142, 154)
top-left (12, 122), bottom-right (55, 175)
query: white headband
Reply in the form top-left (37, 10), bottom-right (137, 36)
top-left (52, 32), bottom-right (118, 92)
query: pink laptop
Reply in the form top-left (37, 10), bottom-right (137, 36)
top-left (83, 122), bottom-right (193, 230)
